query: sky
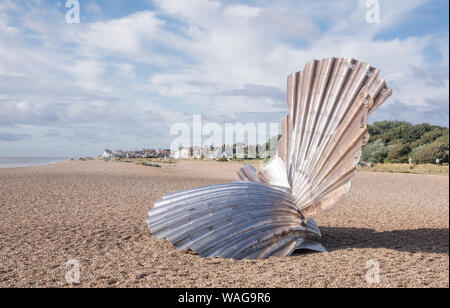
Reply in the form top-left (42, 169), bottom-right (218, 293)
top-left (0, 0), bottom-right (448, 157)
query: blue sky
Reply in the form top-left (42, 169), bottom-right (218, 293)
top-left (0, 0), bottom-right (448, 157)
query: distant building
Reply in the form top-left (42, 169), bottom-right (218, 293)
top-left (180, 148), bottom-right (190, 159)
top-left (192, 146), bottom-right (202, 159)
top-left (158, 149), bottom-right (170, 159)
top-left (204, 147), bottom-right (222, 160)
top-left (102, 149), bottom-right (113, 159)
top-left (171, 147), bottom-right (190, 160)
top-left (224, 145), bottom-right (233, 158)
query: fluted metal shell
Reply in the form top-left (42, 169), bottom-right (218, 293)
top-left (278, 57), bottom-right (392, 219)
top-left (147, 57), bottom-right (392, 259)
top-left (148, 182), bottom-right (325, 259)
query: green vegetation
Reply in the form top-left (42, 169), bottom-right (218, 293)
top-left (411, 135), bottom-right (449, 164)
top-left (357, 163), bottom-right (448, 175)
top-left (387, 143), bottom-right (411, 163)
top-left (361, 139), bottom-right (390, 163)
top-left (362, 121), bottom-right (449, 165)
top-left (79, 157), bottom-right (95, 161)
top-left (142, 162), bottom-right (161, 168)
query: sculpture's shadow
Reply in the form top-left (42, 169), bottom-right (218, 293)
top-left (315, 227), bottom-right (448, 254)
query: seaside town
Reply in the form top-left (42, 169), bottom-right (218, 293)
top-left (100, 144), bottom-right (275, 161)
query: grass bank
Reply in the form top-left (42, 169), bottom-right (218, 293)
top-left (357, 163), bottom-right (449, 176)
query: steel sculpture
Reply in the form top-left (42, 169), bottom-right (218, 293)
top-left (147, 57), bottom-right (392, 259)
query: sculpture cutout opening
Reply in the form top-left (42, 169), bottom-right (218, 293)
top-left (146, 57), bottom-right (393, 259)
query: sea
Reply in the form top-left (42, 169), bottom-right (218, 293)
top-left (0, 157), bottom-right (70, 169)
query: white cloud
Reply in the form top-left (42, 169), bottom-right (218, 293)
top-left (76, 11), bottom-right (164, 55)
top-left (0, 0), bottom-right (448, 156)
top-left (85, 1), bottom-right (102, 14)
top-left (0, 132), bottom-right (31, 142)
top-left (64, 60), bottom-right (107, 91)
top-left (144, 0), bottom-right (448, 120)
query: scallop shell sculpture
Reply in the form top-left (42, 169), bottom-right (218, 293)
top-left (147, 57), bottom-right (392, 259)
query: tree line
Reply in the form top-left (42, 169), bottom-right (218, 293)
top-left (362, 121), bottom-right (449, 164)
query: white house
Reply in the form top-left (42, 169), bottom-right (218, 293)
top-left (102, 150), bottom-right (113, 159)
top-left (172, 147), bottom-right (191, 160)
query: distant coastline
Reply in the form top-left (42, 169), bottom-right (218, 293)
top-left (0, 157), bottom-right (69, 169)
